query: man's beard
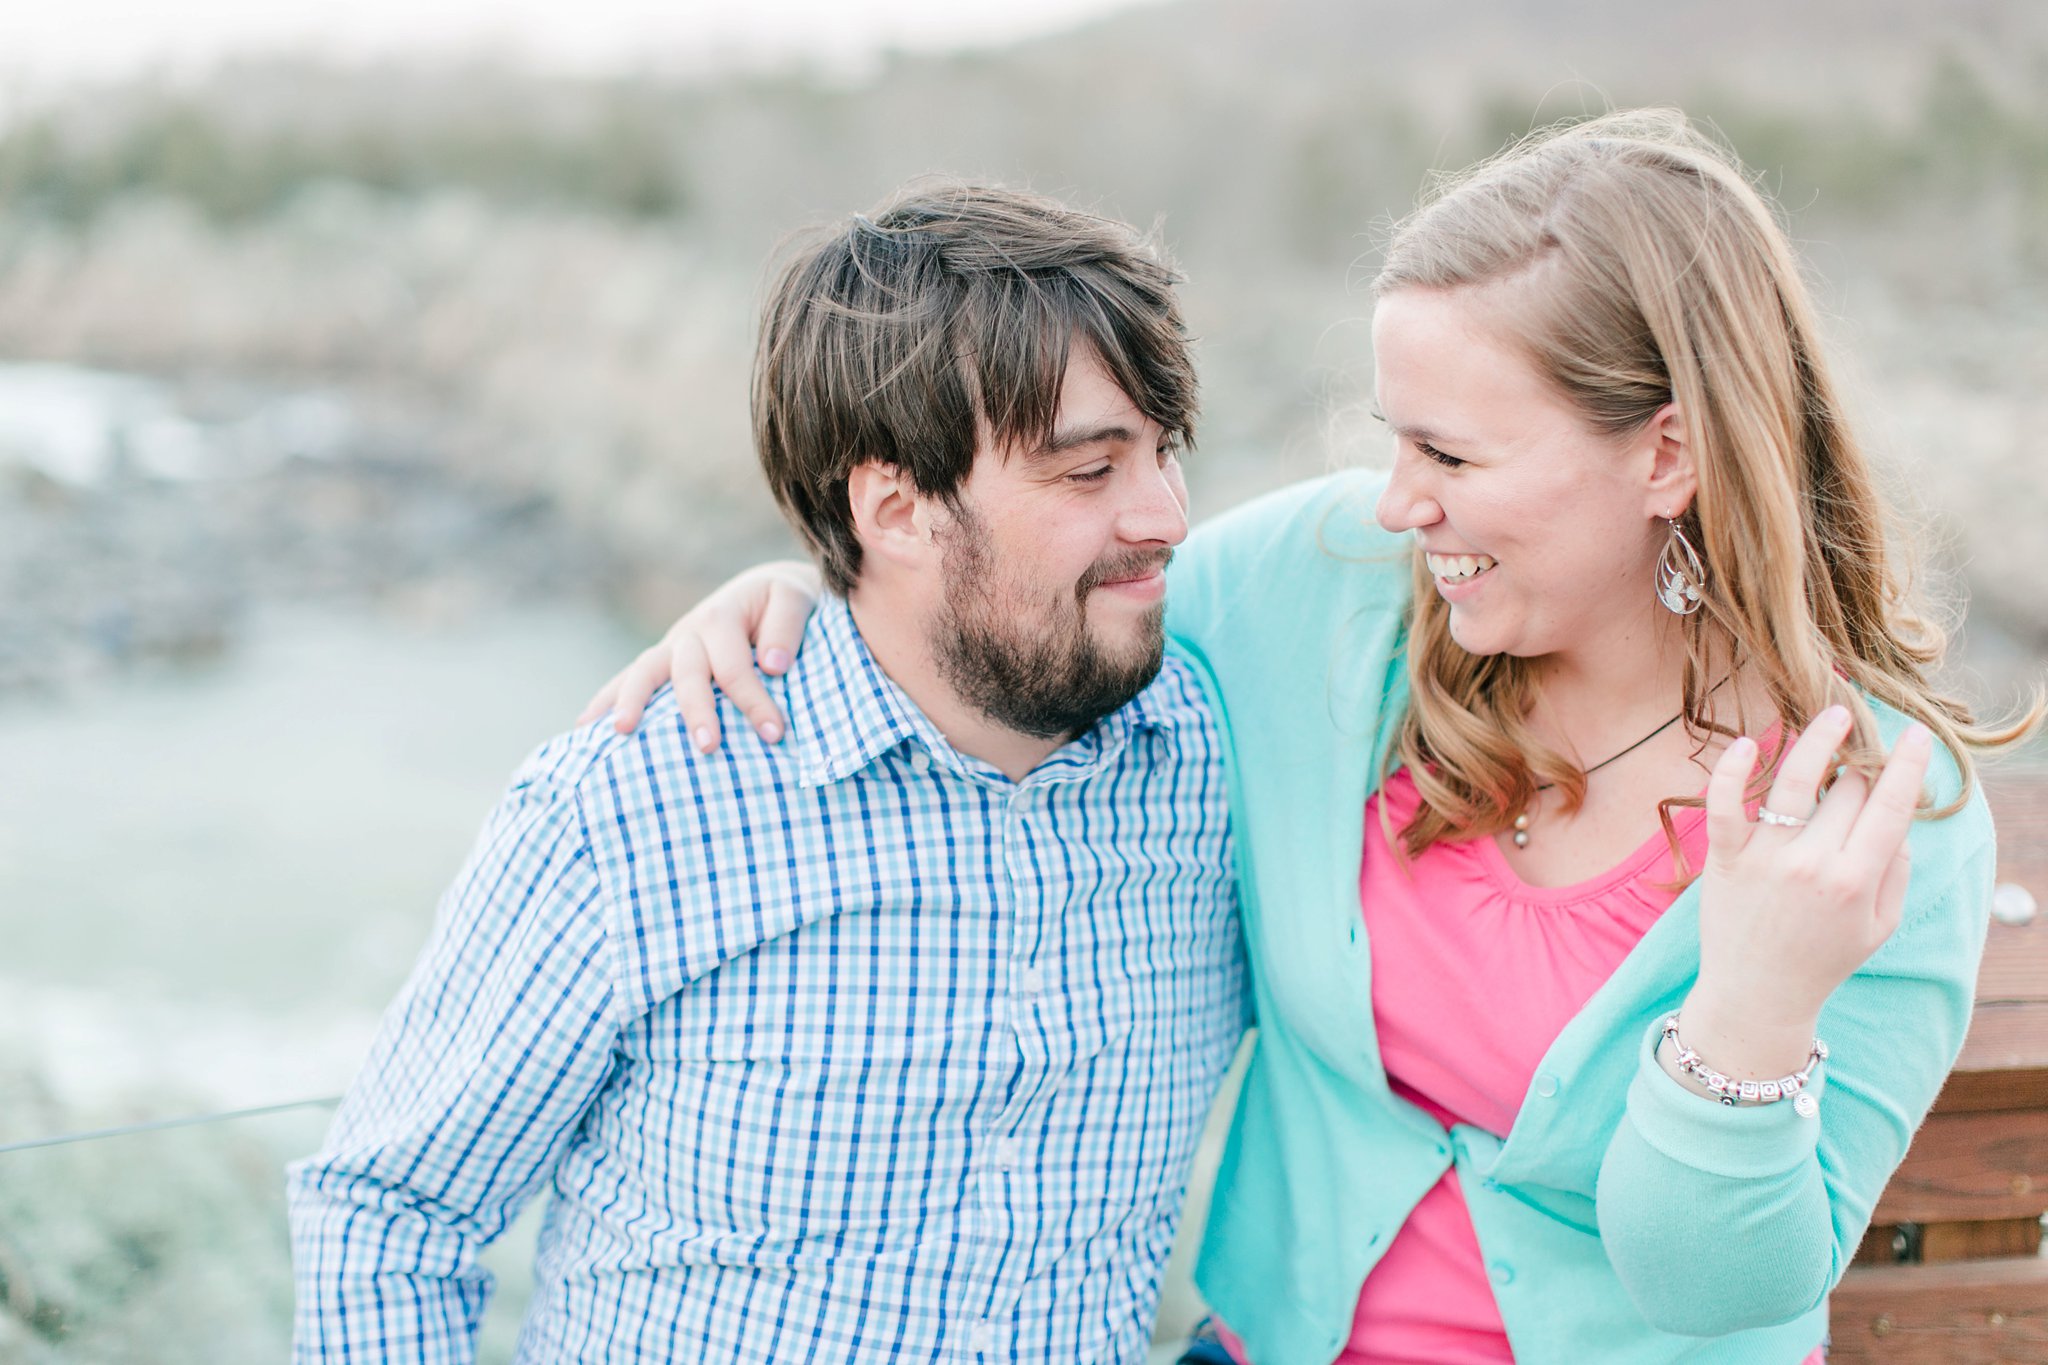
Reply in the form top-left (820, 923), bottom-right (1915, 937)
top-left (930, 508), bottom-right (1169, 741)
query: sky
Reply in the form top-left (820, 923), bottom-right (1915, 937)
top-left (0, 0), bottom-right (1162, 91)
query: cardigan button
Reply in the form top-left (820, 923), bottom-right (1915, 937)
top-left (1490, 1262), bottom-right (1515, 1286)
top-left (1534, 1073), bottom-right (1559, 1099)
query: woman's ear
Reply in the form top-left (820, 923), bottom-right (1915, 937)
top-left (1641, 402), bottom-right (1697, 519)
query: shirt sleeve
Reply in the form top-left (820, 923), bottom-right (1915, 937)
top-left (1595, 832), bottom-right (1995, 1335)
top-left (287, 765), bottom-right (622, 1365)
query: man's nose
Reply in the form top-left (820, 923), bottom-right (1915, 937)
top-left (1120, 456), bottom-right (1190, 546)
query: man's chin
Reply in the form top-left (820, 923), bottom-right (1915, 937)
top-left (1086, 615), bottom-right (1166, 679)
top-left (931, 589), bottom-right (1169, 740)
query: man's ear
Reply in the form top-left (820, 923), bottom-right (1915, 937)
top-left (1640, 402), bottom-right (1697, 520)
top-left (846, 461), bottom-right (937, 572)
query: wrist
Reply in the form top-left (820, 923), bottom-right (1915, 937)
top-left (1676, 986), bottom-right (1821, 1082)
top-left (1686, 972), bottom-right (1824, 1036)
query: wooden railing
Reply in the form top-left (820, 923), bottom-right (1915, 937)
top-left (1829, 776), bottom-right (2048, 1361)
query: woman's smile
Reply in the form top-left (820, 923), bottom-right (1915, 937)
top-left (1425, 551), bottom-right (1497, 584)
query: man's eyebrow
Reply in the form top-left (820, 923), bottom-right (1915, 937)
top-left (1027, 422), bottom-right (1141, 461)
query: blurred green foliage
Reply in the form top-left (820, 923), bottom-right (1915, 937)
top-left (0, 1078), bottom-right (315, 1364)
top-left (0, 91), bottom-right (690, 224)
top-left (1, 34), bottom-right (2042, 324)
top-left (0, 49), bottom-right (2035, 247)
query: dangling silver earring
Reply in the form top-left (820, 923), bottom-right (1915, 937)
top-left (1655, 512), bottom-right (1707, 615)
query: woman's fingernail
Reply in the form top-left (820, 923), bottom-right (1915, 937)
top-left (1901, 724), bottom-right (1932, 752)
top-left (1730, 736), bottom-right (1756, 759)
top-left (693, 726), bottom-right (714, 751)
top-left (761, 648), bottom-right (792, 672)
top-left (1822, 704), bottom-right (1850, 726)
top-left (758, 720), bottom-right (783, 743)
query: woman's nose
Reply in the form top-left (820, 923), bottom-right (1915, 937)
top-left (1375, 451), bottom-right (1442, 534)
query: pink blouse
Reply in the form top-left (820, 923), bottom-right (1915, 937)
top-left (1216, 766), bottom-right (1823, 1364)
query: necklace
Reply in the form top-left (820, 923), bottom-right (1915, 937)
top-left (1510, 706), bottom-right (1691, 850)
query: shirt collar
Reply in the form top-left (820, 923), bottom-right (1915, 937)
top-left (782, 595), bottom-right (929, 788)
top-left (782, 593), bottom-right (1184, 789)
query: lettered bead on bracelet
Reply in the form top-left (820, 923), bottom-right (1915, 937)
top-left (1660, 1013), bottom-right (1827, 1112)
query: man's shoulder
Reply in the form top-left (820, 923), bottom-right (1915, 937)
top-left (516, 683), bottom-right (806, 830)
top-left (522, 681), bottom-right (831, 1009)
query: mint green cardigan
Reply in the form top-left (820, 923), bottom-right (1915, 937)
top-left (1162, 471), bottom-right (1995, 1365)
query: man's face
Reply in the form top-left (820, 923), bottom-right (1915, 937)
top-left (930, 345), bottom-right (1190, 740)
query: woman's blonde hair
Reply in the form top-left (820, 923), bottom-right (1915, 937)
top-left (1374, 108), bottom-right (2039, 861)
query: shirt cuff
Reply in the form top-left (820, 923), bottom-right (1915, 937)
top-left (1624, 1013), bottom-right (1827, 1181)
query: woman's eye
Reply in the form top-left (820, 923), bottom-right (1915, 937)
top-left (1417, 440), bottom-right (1464, 469)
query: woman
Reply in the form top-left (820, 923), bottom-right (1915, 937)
top-left (581, 110), bottom-right (2036, 1361)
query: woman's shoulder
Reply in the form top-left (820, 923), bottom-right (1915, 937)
top-left (1860, 693), bottom-right (1996, 856)
top-left (1844, 696), bottom-right (1999, 959)
top-left (1188, 466), bottom-right (1397, 558)
top-left (1166, 466), bottom-right (1412, 646)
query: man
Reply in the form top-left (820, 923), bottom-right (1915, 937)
top-left (288, 183), bottom-right (1248, 1363)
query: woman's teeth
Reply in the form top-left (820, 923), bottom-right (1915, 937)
top-left (1426, 553), bottom-right (1497, 582)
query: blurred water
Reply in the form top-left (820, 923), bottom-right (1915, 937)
top-left (0, 600), bottom-right (639, 1126)
top-left (0, 363), bottom-right (355, 487)
top-left (0, 586), bottom-right (642, 1358)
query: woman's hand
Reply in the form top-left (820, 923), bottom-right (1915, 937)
top-left (577, 560), bottom-right (823, 747)
top-left (1681, 705), bottom-right (1933, 1081)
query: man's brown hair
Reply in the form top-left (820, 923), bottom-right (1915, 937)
top-left (752, 180), bottom-right (1198, 593)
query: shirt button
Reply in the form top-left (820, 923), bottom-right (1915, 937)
top-left (909, 749), bottom-right (932, 774)
top-left (970, 1319), bottom-right (997, 1354)
top-left (1019, 966), bottom-right (1045, 996)
top-left (1490, 1262), bottom-right (1515, 1286)
top-left (1534, 1073), bottom-right (1560, 1099)
top-left (996, 1138), bottom-right (1023, 1168)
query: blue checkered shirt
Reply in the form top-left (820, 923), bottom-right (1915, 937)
top-left (288, 595), bottom-right (1247, 1363)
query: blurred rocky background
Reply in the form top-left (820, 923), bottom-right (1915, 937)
top-left (2, 0), bottom-right (2043, 697)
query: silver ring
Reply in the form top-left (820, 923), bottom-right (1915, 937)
top-left (1756, 805), bottom-right (1810, 829)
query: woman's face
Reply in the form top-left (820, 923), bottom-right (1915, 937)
top-left (1371, 284), bottom-right (1685, 669)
